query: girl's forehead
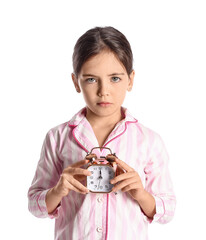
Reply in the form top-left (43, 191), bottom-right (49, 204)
top-left (80, 51), bottom-right (126, 75)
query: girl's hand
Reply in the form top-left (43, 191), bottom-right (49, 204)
top-left (53, 160), bottom-right (91, 198)
top-left (110, 158), bottom-right (145, 201)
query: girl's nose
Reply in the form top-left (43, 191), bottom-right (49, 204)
top-left (97, 81), bottom-right (109, 97)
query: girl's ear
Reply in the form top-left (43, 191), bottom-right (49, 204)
top-left (71, 73), bottom-right (81, 93)
top-left (127, 70), bottom-right (135, 92)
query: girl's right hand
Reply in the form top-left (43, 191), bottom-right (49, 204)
top-left (53, 160), bottom-right (91, 197)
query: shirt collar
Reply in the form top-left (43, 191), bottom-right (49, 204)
top-left (68, 107), bottom-right (138, 153)
top-left (68, 107), bottom-right (87, 127)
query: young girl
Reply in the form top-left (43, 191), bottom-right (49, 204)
top-left (28, 26), bottom-right (176, 240)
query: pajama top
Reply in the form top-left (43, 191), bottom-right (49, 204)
top-left (28, 107), bottom-right (176, 240)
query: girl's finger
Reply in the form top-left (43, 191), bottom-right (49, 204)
top-left (122, 182), bottom-right (143, 193)
top-left (111, 172), bottom-right (136, 184)
top-left (69, 177), bottom-right (89, 193)
top-left (115, 158), bottom-right (134, 172)
top-left (74, 174), bottom-right (87, 182)
top-left (66, 181), bottom-right (88, 194)
top-left (65, 167), bottom-right (91, 176)
top-left (116, 165), bottom-right (125, 176)
top-left (70, 159), bottom-right (90, 168)
top-left (112, 177), bottom-right (137, 192)
top-left (61, 173), bottom-right (88, 192)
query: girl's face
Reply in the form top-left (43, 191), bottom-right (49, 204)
top-left (72, 50), bottom-right (134, 119)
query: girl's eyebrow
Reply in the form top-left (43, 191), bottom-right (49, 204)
top-left (82, 74), bottom-right (98, 77)
top-left (108, 73), bottom-right (125, 76)
top-left (82, 73), bottom-right (125, 77)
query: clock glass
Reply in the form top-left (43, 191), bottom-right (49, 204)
top-left (87, 165), bottom-right (115, 193)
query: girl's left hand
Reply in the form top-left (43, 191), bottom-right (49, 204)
top-left (110, 158), bottom-right (145, 201)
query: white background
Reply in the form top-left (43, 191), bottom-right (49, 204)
top-left (0, 0), bottom-right (206, 239)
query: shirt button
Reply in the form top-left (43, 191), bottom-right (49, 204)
top-left (97, 197), bottom-right (103, 203)
top-left (97, 227), bottom-right (103, 232)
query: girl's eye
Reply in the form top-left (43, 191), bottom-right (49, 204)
top-left (111, 77), bottom-right (120, 82)
top-left (86, 78), bottom-right (96, 83)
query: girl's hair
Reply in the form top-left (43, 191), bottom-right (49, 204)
top-left (72, 26), bottom-right (133, 77)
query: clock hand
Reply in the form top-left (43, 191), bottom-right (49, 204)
top-left (97, 179), bottom-right (101, 189)
top-left (99, 169), bottom-right (103, 179)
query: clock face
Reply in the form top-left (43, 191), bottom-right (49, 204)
top-left (87, 165), bottom-right (115, 193)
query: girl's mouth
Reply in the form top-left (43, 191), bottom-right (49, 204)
top-left (97, 102), bottom-right (112, 107)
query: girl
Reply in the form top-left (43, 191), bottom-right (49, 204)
top-left (28, 26), bottom-right (176, 240)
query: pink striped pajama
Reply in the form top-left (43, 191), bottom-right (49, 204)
top-left (28, 107), bottom-right (176, 240)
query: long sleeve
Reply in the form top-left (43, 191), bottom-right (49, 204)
top-left (28, 130), bottom-right (62, 218)
top-left (144, 133), bottom-right (176, 224)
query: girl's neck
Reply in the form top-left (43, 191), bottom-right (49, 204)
top-left (85, 107), bottom-right (124, 129)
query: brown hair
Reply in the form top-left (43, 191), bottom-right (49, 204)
top-left (72, 26), bottom-right (133, 77)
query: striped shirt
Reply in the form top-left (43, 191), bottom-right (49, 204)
top-left (28, 107), bottom-right (176, 240)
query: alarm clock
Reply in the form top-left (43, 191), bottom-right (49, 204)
top-left (85, 147), bottom-right (117, 193)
